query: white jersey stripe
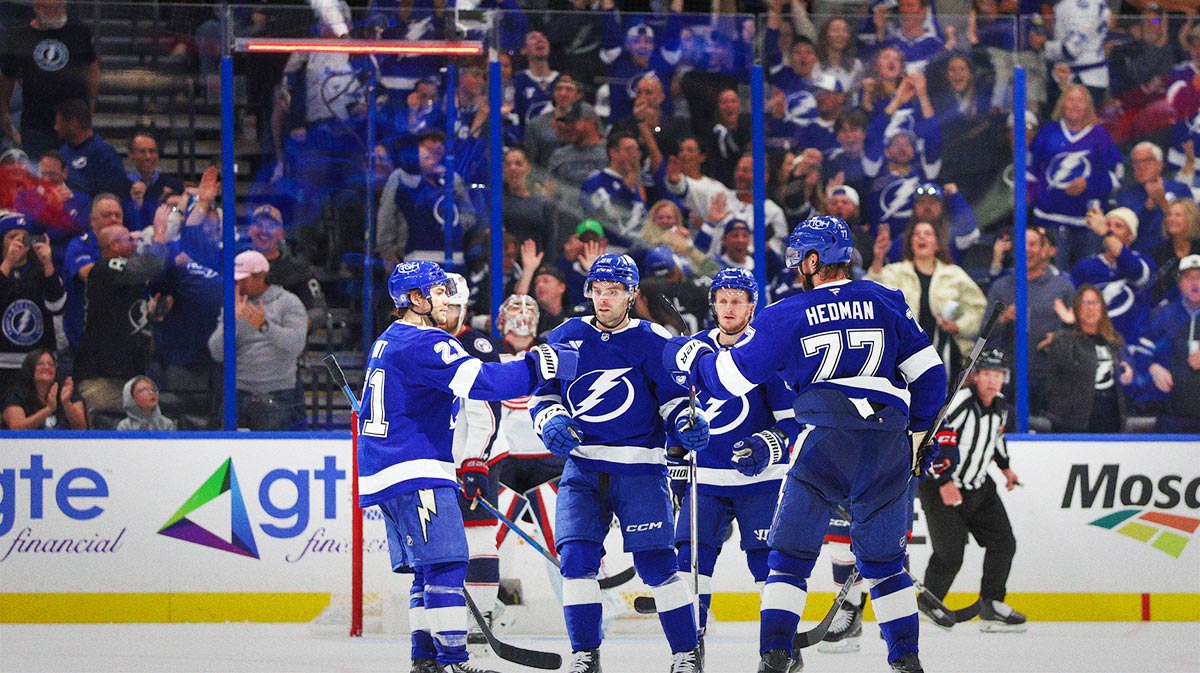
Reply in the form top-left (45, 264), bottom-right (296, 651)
top-left (359, 458), bottom-right (457, 497)
top-left (898, 345), bottom-right (943, 381)
top-left (715, 349), bottom-right (756, 397)
top-left (571, 444), bottom-right (667, 466)
top-left (448, 358), bottom-right (482, 399)
top-left (697, 463), bottom-right (788, 486)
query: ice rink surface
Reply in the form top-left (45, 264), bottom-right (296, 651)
top-left (4, 620), bottom-right (1198, 673)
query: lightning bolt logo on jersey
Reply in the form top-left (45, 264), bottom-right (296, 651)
top-left (690, 328), bottom-right (798, 495)
top-left (530, 318), bottom-right (690, 475)
top-left (1031, 119), bottom-right (1123, 228)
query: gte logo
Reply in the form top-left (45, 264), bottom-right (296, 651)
top-left (0, 454), bottom-right (108, 536)
top-left (624, 521), bottom-right (663, 532)
top-left (158, 456), bottom-right (346, 558)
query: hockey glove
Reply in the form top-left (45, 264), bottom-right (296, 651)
top-left (458, 457), bottom-right (489, 501)
top-left (672, 410), bottom-right (710, 453)
top-left (662, 337), bottom-right (713, 376)
top-left (667, 455), bottom-right (689, 507)
top-left (534, 404), bottom-right (582, 458)
top-left (922, 427), bottom-right (959, 481)
top-left (731, 426), bottom-right (788, 477)
top-left (528, 343), bottom-right (580, 381)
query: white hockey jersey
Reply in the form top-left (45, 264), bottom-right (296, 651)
top-left (1042, 0), bottom-right (1111, 89)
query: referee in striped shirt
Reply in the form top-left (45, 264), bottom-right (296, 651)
top-left (918, 349), bottom-right (1027, 631)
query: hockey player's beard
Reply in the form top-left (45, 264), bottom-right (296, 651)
top-left (801, 270), bottom-right (817, 292)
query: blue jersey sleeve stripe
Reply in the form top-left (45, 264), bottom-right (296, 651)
top-left (449, 358), bottom-right (483, 398)
top-left (898, 345), bottom-right (943, 382)
top-left (715, 349), bottom-right (756, 397)
top-left (360, 458), bottom-right (457, 497)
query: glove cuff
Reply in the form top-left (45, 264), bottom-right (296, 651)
top-left (673, 339), bottom-right (714, 373)
top-left (763, 427), bottom-right (787, 464)
top-left (534, 404), bottom-right (570, 436)
top-left (529, 343), bottom-right (560, 380)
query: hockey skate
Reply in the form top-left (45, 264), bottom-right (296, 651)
top-left (916, 593), bottom-right (956, 630)
top-left (817, 596), bottom-right (863, 653)
top-left (410, 659), bottom-right (439, 673)
top-left (568, 648), bottom-right (602, 673)
top-left (439, 661), bottom-right (498, 673)
top-left (467, 611), bottom-right (493, 657)
top-left (979, 600), bottom-right (1027, 632)
top-left (756, 649), bottom-right (799, 673)
top-left (668, 645), bottom-right (702, 673)
top-left (889, 653), bottom-right (924, 672)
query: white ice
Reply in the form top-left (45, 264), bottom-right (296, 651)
top-left (3, 620), bottom-right (1198, 673)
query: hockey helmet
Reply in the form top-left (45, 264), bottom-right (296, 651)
top-left (585, 253), bottom-right (640, 297)
top-left (388, 260), bottom-right (457, 309)
top-left (786, 215), bottom-right (854, 268)
top-left (709, 266), bottom-right (759, 306)
top-left (498, 294), bottom-right (540, 338)
top-left (976, 348), bottom-right (1008, 372)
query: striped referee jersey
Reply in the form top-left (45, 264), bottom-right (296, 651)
top-left (946, 388), bottom-right (1011, 491)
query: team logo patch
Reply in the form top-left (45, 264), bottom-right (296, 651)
top-left (567, 367), bottom-right (636, 423)
top-left (1045, 150), bottom-right (1093, 189)
top-left (702, 396), bottom-right (749, 436)
top-left (878, 178), bottom-right (919, 221)
top-left (71, 156), bottom-right (87, 170)
top-left (33, 39), bottom-right (70, 72)
top-left (3, 299), bottom-right (44, 347)
top-left (473, 337), bottom-right (493, 353)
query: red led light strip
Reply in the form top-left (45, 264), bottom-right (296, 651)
top-left (235, 38), bottom-right (483, 56)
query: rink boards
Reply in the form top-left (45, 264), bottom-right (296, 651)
top-left (0, 434), bottom-right (1196, 624)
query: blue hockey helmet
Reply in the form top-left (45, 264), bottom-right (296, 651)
top-left (709, 266), bottom-right (759, 306)
top-left (388, 260), bottom-right (457, 309)
top-left (642, 246), bottom-right (678, 278)
top-left (786, 215), bottom-right (854, 268)
top-left (585, 253), bottom-right (639, 297)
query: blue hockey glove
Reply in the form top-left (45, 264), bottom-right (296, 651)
top-left (730, 426), bottom-right (788, 477)
top-left (534, 405), bottom-right (582, 457)
top-left (528, 343), bottom-right (579, 381)
top-left (672, 410), bottom-right (710, 453)
top-left (662, 337), bottom-right (713, 376)
top-left (458, 457), bottom-right (489, 501)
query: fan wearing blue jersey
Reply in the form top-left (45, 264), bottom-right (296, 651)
top-left (359, 261), bottom-right (578, 673)
top-left (674, 267), bottom-right (801, 665)
top-left (664, 216), bottom-right (947, 673)
top-left (529, 253), bottom-right (708, 673)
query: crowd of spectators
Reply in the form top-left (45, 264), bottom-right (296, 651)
top-left (1, 0), bottom-right (1199, 433)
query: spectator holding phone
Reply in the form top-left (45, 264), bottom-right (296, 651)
top-left (0, 211), bottom-right (64, 394)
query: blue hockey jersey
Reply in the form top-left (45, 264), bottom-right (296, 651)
top-left (357, 320), bottom-right (540, 507)
top-left (691, 279), bottom-right (946, 431)
top-left (1030, 120), bottom-right (1122, 228)
top-left (693, 327), bottom-right (798, 495)
top-left (530, 318), bottom-right (689, 475)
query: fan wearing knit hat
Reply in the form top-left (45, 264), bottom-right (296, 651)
top-left (1070, 204), bottom-right (1158, 344)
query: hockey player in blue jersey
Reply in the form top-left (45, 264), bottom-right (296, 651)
top-left (359, 261), bottom-right (578, 673)
top-left (529, 253), bottom-right (708, 673)
top-left (664, 216), bottom-right (947, 673)
top-left (675, 267), bottom-right (802, 667)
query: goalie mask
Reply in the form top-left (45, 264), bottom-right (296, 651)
top-left (498, 294), bottom-right (540, 338)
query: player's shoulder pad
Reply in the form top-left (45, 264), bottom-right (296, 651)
top-left (641, 319), bottom-right (674, 340)
top-left (545, 316), bottom-right (587, 343)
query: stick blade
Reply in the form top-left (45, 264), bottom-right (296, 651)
top-left (464, 591), bottom-right (562, 669)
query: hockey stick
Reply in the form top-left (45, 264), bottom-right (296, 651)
top-left (911, 301), bottom-right (1006, 477)
top-left (464, 587), bottom-right (563, 670)
top-left (324, 355), bottom-right (565, 667)
top-left (832, 506), bottom-right (976, 627)
top-left (793, 565), bottom-right (861, 649)
top-left (658, 295), bottom-right (702, 630)
top-left (470, 495), bottom-right (636, 590)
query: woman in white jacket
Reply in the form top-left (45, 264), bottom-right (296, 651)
top-left (867, 220), bottom-right (987, 386)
